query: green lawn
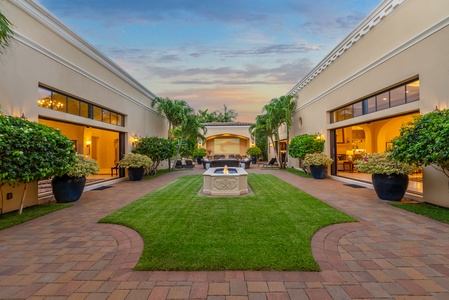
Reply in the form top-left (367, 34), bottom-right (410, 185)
top-left (389, 202), bottom-right (449, 224)
top-left (100, 173), bottom-right (356, 271)
top-left (0, 203), bottom-right (72, 231)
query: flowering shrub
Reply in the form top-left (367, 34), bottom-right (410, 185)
top-left (303, 152), bottom-right (333, 166)
top-left (118, 153), bottom-right (152, 168)
top-left (354, 152), bottom-right (414, 175)
top-left (66, 154), bottom-right (100, 177)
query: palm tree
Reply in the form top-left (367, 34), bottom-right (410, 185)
top-left (263, 101), bottom-right (283, 167)
top-left (250, 113), bottom-right (280, 167)
top-left (0, 11), bottom-right (13, 54)
top-left (172, 107), bottom-right (207, 169)
top-left (277, 95), bottom-right (297, 165)
top-left (151, 97), bottom-right (191, 169)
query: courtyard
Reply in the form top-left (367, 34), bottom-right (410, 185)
top-left (0, 167), bottom-right (448, 299)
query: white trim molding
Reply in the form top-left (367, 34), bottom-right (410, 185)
top-left (287, 0), bottom-right (405, 96)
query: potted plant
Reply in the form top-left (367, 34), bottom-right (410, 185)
top-left (52, 154), bottom-right (100, 203)
top-left (193, 147), bottom-right (207, 164)
top-left (289, 134), bottom-right (325, 171)
top-left (118, 153), bottom-right (152, 181)
top-left (303, 152), bottom-right (333, 179)
top-left (246, 146), bottom-right (262, 164)
top-left (354, 152), bottom-right (414, 201)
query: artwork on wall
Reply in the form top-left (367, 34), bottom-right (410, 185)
top-left (214, 138), bottom-right (240, 154)
top-left (336, 128), bottom-right (344, 144)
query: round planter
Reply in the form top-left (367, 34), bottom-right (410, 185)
top-left (128, 167), bottom-right (145, 181)
top-left (196, 157), bottom-right (202, 164)
top-left (251, 156), bottom-right (257, 164)
top-left (372, 173), bottom-right (409, 201)
top-left (309, 165), bottom-right (326, 179)
top-left (52, 175), bottom-right (86, 203)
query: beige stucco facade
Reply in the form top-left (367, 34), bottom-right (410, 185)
top-left (203, 123), bottom-right (253, 158)
top-left (0, 1), bottom-right (167, 212)
top-left (286, 0), bottom-right (449, 207)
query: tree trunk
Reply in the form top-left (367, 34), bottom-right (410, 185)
top-left (172, 137), bottom-right (183, 169)
top-left (18, 182), bottom-right (28, 215)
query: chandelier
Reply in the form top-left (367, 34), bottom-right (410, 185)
top-left (38, 96), bottom-right (64, 110)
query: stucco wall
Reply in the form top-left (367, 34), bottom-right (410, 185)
top-left (290, 0), bottom-right (449, 207)
top-left (0, 0), bottom-right (167, 144)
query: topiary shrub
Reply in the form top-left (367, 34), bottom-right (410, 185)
top-left (289, 134), bottom-right (325, 160)
top-left (0, 115), bottom-right (76, 213)
top-left (391, 108), bottom-right (449, 178)
top-left (133, 136), bottom-right (175, 175)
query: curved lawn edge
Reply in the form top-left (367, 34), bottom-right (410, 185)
top-left (99, 174), bottom-right (356, 271)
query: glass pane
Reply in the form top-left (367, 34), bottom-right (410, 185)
top-left (117, 115), bottom-right (123, 126)
top-left (37, 87), bottom-right (52, 108)
top-left (353, 102), bottom-right (363, 117)
top-left (67, 97), bottom-right (80, 115)
top-left (80, 102), bottom-right (89, 118)
top-left (51, 93), bottom-right (66, 112)
top-left (343, 105), bottom-right (353, 120)
top-left (390, 86), bottom-right (406, 107)
top-left (102, 109), bottom-right (111, 123)
top-left (365, 97), bottom-right (376, 114)
top-left (336, 108), bottom-right (345, 122)
top-left (93, 107), bottom-right (102, 121)
top-left (376, 92), bottom-right (389, 111)
top-left (110, 112), bottom-right (118, 125)
top-left (406, 80), bottom-right (420, 102)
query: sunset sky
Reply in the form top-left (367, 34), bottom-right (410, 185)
top-left (37, 0), bottom-right (381, 122)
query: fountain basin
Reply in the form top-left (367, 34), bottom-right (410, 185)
top-left (203, 167), bottom-right (248, 196)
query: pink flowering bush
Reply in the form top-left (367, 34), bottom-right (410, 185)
top-left (354, 152), bottom-right (414, 175)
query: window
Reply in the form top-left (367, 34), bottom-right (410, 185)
top-left (330, 79), bottom-right (420, 123)
top-left (80, 102), bottom-right (90, 118)
top-left (67, 97), bottom-right (80, 115)
top-left (390, 86), bottom-right (406, 107)
top-left (376, 92), bottom-right (389, 111)
top-left (406, 80), bottom-right (420, 102)
top-left (51, 93), bottom-right (66, 112)
top-left (37, 86), bottom-right (125, 126)
top-left (93, 107), bottom-right (102, 121)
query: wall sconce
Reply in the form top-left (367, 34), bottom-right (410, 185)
top-left (20, 113), bottom-right (27, 120)
top-left (316, 133), bottom-right (323, 140)
top-left (198, 142), bottom-right (203, 148)
top-left (132, 135), bottom-right (138, 147)
top-left (86, 140), bottom-right (91, 155)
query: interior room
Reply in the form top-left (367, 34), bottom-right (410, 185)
top-left (334, 113), bottom-right (422, 195)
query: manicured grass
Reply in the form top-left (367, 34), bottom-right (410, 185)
top-left (143, 168), bottom-right (172, 179)
top-left (0, 203), bottom-right (72, 231)
top-left (389, 202), bottom-right (449, 224)
top-left (100, 174), bottom-right (356, 271)
top-left (284, 167), bottom-right (312, 178)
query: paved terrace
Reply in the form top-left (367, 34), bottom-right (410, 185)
top-left (0, 167), bottom-right (448, 299)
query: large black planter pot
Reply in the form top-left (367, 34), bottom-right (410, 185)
top-left (251, 156), bottom-right (257, 164)
top-left (196, 157), bottom-right (203, 164)
top-left (309, 165), bottom-right (326, 179)
top-left (128, 167), bottom-right (145, 181)
top-left (52, 175), bottom-right (86, 203)
top-left (372, 173), bottom-right (409, 201)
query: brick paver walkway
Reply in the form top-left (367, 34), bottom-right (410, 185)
top-left (1, 167), bottom-right (448, 299)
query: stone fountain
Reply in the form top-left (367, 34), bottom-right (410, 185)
top-left (203, 165), bottom-right (248, 196)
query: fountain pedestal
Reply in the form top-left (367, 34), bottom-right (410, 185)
top-left (203, 167), bottom-right (248, 196)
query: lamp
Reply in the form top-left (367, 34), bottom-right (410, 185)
top-left (346, 150), bottom-right (354, 161)
top-left (20, 113), bottom-right (27, 120)
top-left (86, 140), bottom-right (91, 155)
top-left (132, 135), bottom-right (138, 145)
